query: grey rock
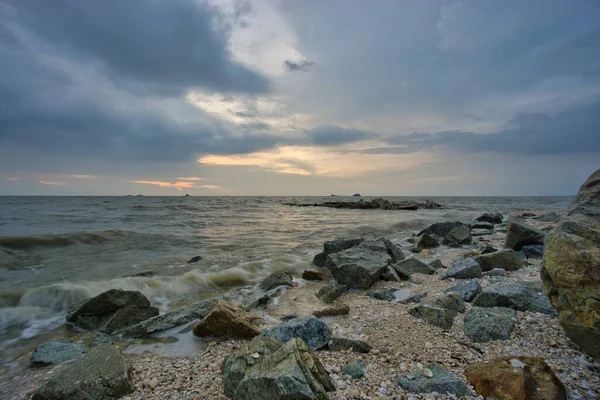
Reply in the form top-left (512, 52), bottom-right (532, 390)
top-left (409, 305), bottom-right (458, 330)
top-left (521, 244), bottom-right (544, 259)
top-left (471, 221), bottom-right (494, 230)
top-left (429, 259), bottom-right (444, 270)
top-left (473, 284), bottom-right (556, 315)
top-left (444, 280), bottom-right (482, 302)
top-left (325, 240), bottom-right (391, 289)
top-left (118, 299), bottom-right (217, 338)
top-left (476, 243), bottom-right (497, 254)
top-left (431, 293), bottom-right (466, 313)
top-left (490, 276), bottom-right (506, 284)
top-left (474, 249), bottom-right (523, 272)
top-left (389, 264), bottom-right (412, 281)
top-left (398, 293), bottom-right (427, 304)
top-left (504, 217), bottom-right (547, 250)
top-left (443, 225), bottom-right (472, 246)
top-left (397, 364), bottom-right (468, 396)
top-left (328, 337), bottom-right (372, 353)
top-left (476, 213), bottom-right (503, 224)
top-left (410, 234), bottom-right (440, 253)
top-left (368, 288), bottom-right (398, 302)
top-left (31, 341), bottom-right (87, 366)
top-left (393, 257), bottom-right (436, 275)
top-left (31, 344), bottom-right (133, 400)
top-left (440, 258), bottom-right (482, 280)
top-left (343, 359), bottom-right (365, 379)
top-left (187, 255), bottom-right (202, 263)
top-left (302, 270), bottom-right (326, 281)
top-left (381, 265), bottom-right (404, 282)
top-left (257, 270), bottom-right (293, 292)
top-left (482, 268), bottom-right (506, 277)
top-left (261, 316), bottom-right (332, 350)
top-left (471, 229), bottom-right (495, 236)
top-left (313, 238), bottom-right (364, 267)
top-left (464, 307), bottom-right (518, 342)
top-left (417, 222), bottom-right (469, 238)
top-left (378, 237), bottom-right (406, 262)
top-left (281, 314), bottom-right (297, 322)
top-left (316, 280), bottom-right (346, 304)
top-left (534, 212), bottom-right (561, 222)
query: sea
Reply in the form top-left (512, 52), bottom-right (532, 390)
top-left (0, 195), bottom-right (571, 370)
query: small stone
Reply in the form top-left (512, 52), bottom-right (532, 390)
top-left (149, 378), bottom-right (159, 389)
top-left (423, 368), bottom-right (433, 378)
top-left (510, 359), bottom-right (526, 368)
top-left (251, 352), bottom-right (260, 359)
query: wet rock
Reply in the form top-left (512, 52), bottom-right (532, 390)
top-left (381, 265), bottom-right (405, 282)
top-left (316, 280), bottom-right (346, 304)
top-left (261, 316), bottom-right (332, 350)
top-left (505, 217), bottom-right (547, 250)
top-left (409, 305), bottom-right (458, 330)
top-left (473, 284), bottom-right (556, 315)
top-left (193, 301), bottom-right (262, 339)
top-left (31, 344), bottom-right (133, 400)
top-left (474, 249), bottom-right (523, 272)
top-left (378, 237), bottom-right (406, 262)
top-left (397, 364), bottom-right (467, 396)
top-left (477, 243), bottom-right (497, 254)
top-left (369, 288), bottom-right (399, 302)
top-left (66, 289), bottom-right (159, 334)
top-left (471, 229), bottom-right (495, 236)
top-left (313, 304), bottom-right (349, 318)
top-left (440, 258), bottom-right (482, 280)
top-left (482, 268), bottom-right (506, 277)
top-left (281, 314), bottom-right (297, 322)
top-left (302, 270), bottom-right (326, 281)
top-left (542, 168), bottom-right (600, 358)
top-left (328, 337), bottom-right (372, 353)
top-left (476, 212), bottom-right (503, 224)
top-left (417, 221), bottom-right (468, 238)
top-left (444, 280), bottom-right (482, 302)
top-left (443, 225), bottom-right (472, 246)
top-left (392, 257), bottom-right (436, 275)
top-left (257, 269), bottom-right (293, 292)
top-left (534, 212), bottom-right (561, 222)
top-left (431, 293), bottom-right (466, 313)
top-left (118, 298), bottom-right (217, 338)
top-left (325, 240), bottom-right (391, 289)
top-left (471, 221), bottom-right (494, 230)
top-left (464, 307), bottom-right (518, 342)
top-left (127, 270), bottom-right (156, 278)
top-left (312, 238), bottom-right (364, 267)
top-left (410, 234), bottom-right (440, 253)
top-left (521, 244), bottom-right (544, 259)
top-left (222, 336), bottom-right (334, 399)
top-left (429, 259), bottom-right (444, 270)
top-left (30, 341), bottom-right (87, 366)
top-left (187, 255), bottom-right (202, 263)
top-left (343, 359), bottom-right (365, 379)
top-left (465, 356), bottom-right (566, 400)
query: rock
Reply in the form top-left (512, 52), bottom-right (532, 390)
top-left (397, 364), bottom-right (467, 396)
top-left (369, 288), bottom-right (399, 302)
top-left (465, 356), bottom-right (566, 400)
top-left (30, 341), bottom-right (87, 366)
top-left (409, 305), bottom-right (458, 330)
top-left (440, 258), bottom-right (482, 280)
top-left (312, 238), bottom-right (364, 267)
top-left (31, 344), bottom-right (133, 400)
top-left (505, 217), bottom-right (547, 250)
top-left (313, 304), bottom-right (349, 318)
top-left (381, 265), bottom-right (404, 282)
top-left (482, 268), bottom-right (506, 277)
top-left (444, 280), bottom-right (482, 302)
top-left (373, 197), bottom-right (393, 210)
top-left (316, 280), bottom-right (346, 304)
top-left (476, 213), bottom-right (503, 224)
top-left (222, 336), bottom-right (334, 399)
top-left (127, 270), bottom-right (156, 278)
top-left (464, 307), bottom-right (518, 342)
top-left (410, 234), bottom-right (440, 253)
top-left (187, 255), bottom-right (202, 263)
top-left (281, 314), bottom-right (297, 322)
top-left (542, 169), bottom-right (600, 358)
top-left (477, 243), bottom-right (497, 254)
top-left (118, 298), bottom-right (217, 338)
top-left (521, 244), bottom-right (544, 259)
top-left (471, 221), bottom-right (494, 230)
top-left (353, 193), bottom-right (361, 196)
top-left (389, 264), bottom-right (412, 281)
top-left (392, 257), bottom-right (436, 275)
top-left (261, 316), bottom-right (331, 350)
top-left (302, 270), bottom-right (326, 281)
top-left (343, 359), bottom-right (365, 379)
top-left (431, 293), bottom-right (466, 313)
top-left (471, 229), bottom-right (495, 236)
top-left (393, 200), bottom-right (420, 210)
top-left (66, 289), bottom-right (159, 334)
top-left (429, 259), bottom-right (444, 270)
top-left (474, 249), bottom-right (523, 272)
top-left (417, 222), bottom-right (468, 238)
top-left (534, 212), bottom-right (561, 222)
top-left (443, 225), bottom-right (472, 246)
top-left (378, 238), bottom-right (406, 262)
top-left (329, 337), bottom-right (372, 353)
top-left (219, 286), bottom-right (277, 311)
top-left (522, 212), bottom-right (537, 217)
top-left (473, 284), bottom-right (556, 315)
top-left (193, 301), bottom-right (262, 339)
top-left (325, 240), bottom-right (391, 289)
top-left (257, 270), bottom-right (293, 292)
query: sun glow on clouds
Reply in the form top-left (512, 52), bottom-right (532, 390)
top-left (131, 180), bottom-right (219, 191)
top-left (176, 177), bottom-right (202, 181)
top-left (64, 174), bottom-right (98, 179)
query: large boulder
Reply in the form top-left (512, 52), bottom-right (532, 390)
top-left (542, 169), bottom-right (600, 358)
top-left (222, 336), bottom-right (335, 400)
top-left (443, 225), bottom-right (472, 246)
top-left (417, 222), bottom-right (468, 238)
top-left (476, 212), bottom-right (503, 224)
top-left (257, 270), bottom-right (293, 292)
top-left (431, 293), bottom-right (466, 313)
top-left (397, 364), bottom-right (467, 396)
top-left (473, 284), bottom-right (555, 315)
top-left (315, 280), bottom-right (346, 304)
top-left (118, 298), bottom-right (217, 338)
top-left (408, 305), bottom-right (458, 330)
top-left (505, 217), bottom-right (547, 250)
top-left (31, 344), bottom-right (133, 400)
top-left (219, 270), bottom-right (294, 311)
top-left (392, 257), bottom-right (436, 275)
top-left (474, 249), bottom-right (523, 272)
top-left (410, 234), bottom-right (439, 253)
top-left (66, 289), bottom-right (158, 334)
top-left (325, 240), bottom-right (391, 289)
top-left (464, 307), bottom-right (518, 343)
top-left (378, 238), bottom-right (405, 262)
top-left (312, 238), bottom-right (364, 267)
top-left (30, 341), bottom-right (87, 366)
top-left (444, 280), bottom-right (482, 302)
top-left (193, 301), bottom-right (262, 339)
top-left (261, 316), bottom-right (331, 350)
top-left (440, 258), bottom-right (482, 280)
top-left (465, 356), bottom-right (566, 400)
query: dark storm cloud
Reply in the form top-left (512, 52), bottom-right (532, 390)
top-left (369, 101), bottom-right (600, 155)
top-left (306, 125), bottom-right (376, 146)
top-left (283, 60), bottom-right (315, 72)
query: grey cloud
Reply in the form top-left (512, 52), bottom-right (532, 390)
top-left (283, 60), bottom-right (315, 72)
top-left (239, 122), bottom-right (271, 131)
top-left (306, 125), bottom-right (376, 146)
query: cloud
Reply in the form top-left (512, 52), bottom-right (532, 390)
top-left (283, 60), bottom-right (315, 72)
top-left (40, 181), bottom-right (65, 185)
top-left (63, 174), bottom-right (98, 179)
top-left (306, 125), bottom-right (377, 146)
top-left (176, 177), bottom-right (203, 181)
top-left (5, 176), bottom-right (21, 181)
top-left (131, 180), bottom-right (219, 191)
top-left (239, 122), bottom-right (271, 131)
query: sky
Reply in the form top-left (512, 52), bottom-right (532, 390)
top-left (1, 0), bottom-right (599, 196)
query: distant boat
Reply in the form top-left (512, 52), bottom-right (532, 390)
top-left (353, 193), bottom-right (361, 197)
top-left (185, 194), bottom-right (190, 196)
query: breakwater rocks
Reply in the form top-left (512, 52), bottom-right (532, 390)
top-left (283, 198), bottom-right (443, 211)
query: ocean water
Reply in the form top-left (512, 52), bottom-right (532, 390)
top-left (0, 195), bottom-right (571, 365)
